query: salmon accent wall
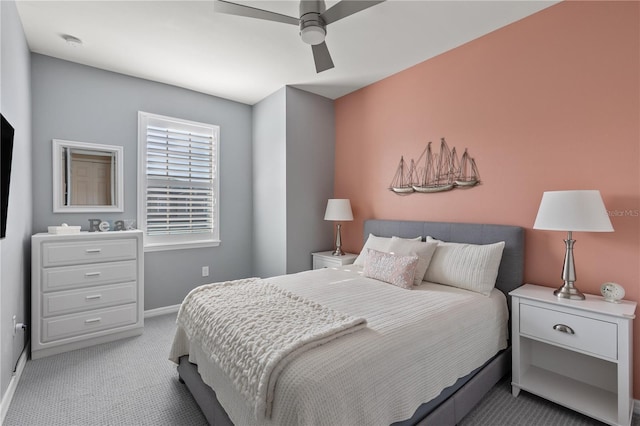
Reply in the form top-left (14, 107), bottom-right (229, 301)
top-left (335, 1), bottom-right (640, 395)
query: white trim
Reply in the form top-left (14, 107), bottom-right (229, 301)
top-left (144, 239), bottom-right (221, 252)
top-left (0, 343), bottom-right (29, 424)
top-left (144, 304), bottom-right (180, 318)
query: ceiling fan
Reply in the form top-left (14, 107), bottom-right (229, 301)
top-left (215, 0), bottom-right (386, 73)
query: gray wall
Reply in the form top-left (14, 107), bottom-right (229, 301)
top-left (0, 0), bottom-right (33, 404)
top-left (285, 87), bottom-right (335, 272)
top-left (252, 87), bottom-right (335, 277)
top-left (253, 88), bottom-right (287, 278)
top-left (31, 54), bottom-right (254, 310)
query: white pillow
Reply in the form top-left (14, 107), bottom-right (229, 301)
top-left (388, 237), bottom-right (438, 285)
top-left (353, 234), bottom-right (421, 266)
top-left (424, 237), bottom-right (505, 296)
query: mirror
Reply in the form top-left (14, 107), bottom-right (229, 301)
top-left (52, 139), bottom-right (124, 212)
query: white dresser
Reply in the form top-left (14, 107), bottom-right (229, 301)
top-left (510, 284), bottom-right (636, 426)
top-left (31, 230), bottom-right (144, 359)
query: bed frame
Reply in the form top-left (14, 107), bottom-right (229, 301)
top-left (177, 219), bottom-right (525, 425)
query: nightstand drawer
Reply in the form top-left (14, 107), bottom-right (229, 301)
top-left (314, 257), bottom-right (339, 269)
top-left (520, 303), bottom-right (617, 359)
top-left (311, 251), bottom-right (357, 270)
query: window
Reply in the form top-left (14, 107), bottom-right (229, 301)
top-left (138, 112), bottom-right (220, 251)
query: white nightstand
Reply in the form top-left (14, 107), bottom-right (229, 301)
top-left (510, 283), bottom-right (636, 426)
top-left (311, 251), bottom-right (357, 270)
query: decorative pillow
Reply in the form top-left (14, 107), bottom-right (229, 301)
top-left (424, 237), bottom-right (505, 296)
top-left (353, 234), bottom-right (421, 266)
top-left (362, 249), bottom-right (419, 289)
top-left (388, 237), bottom-right (438, 285)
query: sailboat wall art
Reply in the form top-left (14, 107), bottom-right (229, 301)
top-left (389, 138), bottom-right (481, 195)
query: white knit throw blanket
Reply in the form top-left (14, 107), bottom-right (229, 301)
top-left (176, 278), bottom-right (367, 420)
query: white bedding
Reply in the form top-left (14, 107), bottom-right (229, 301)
top-left (171, 277), bottom-right (366, 420)
top-left (170, 265), bottom-right (508, 426)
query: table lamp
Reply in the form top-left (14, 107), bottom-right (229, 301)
top-left (533, 190), bottom-right (613, 300)
top-left (324, 199), bottom-right (353, 256)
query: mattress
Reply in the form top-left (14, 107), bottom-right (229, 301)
top-left (170, 265), bottom-right (509, 426)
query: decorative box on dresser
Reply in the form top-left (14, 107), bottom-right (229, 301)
top-left (510, 283), bottom-right (636, 426)
top-left (311, 251), bottom-right (357, 270)
top-left (31, 230), bottom-right (144, 359)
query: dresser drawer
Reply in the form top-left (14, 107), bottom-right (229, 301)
top-left (41, 238), bottom-right (137, 267)
top-left (520, 303), bottom-right (617, 359)
top-left (42, 282), bottom-right (137, 317)
top-left (41, 304), bottom-right (138, 343)
top-left (42, 260), bottom-right (137, 292)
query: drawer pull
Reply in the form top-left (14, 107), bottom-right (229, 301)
top-left (85, 294), bottom-right (102, 300)
top-left (85, 248), bottom-right (102, 254)
top-left (553, 324), bottom-right (575, 335)
top-left (84, 317), bottom-right (102, 324)
top-left (84, 272), bottom-right (101, 278)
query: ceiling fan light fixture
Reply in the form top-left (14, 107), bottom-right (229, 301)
top-left (215, 0), bottom-right (386, 73)
top-left (300, 25), bottom-right (326, 45)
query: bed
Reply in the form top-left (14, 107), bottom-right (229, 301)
top-left (171, 219), bottom-right (524, 425)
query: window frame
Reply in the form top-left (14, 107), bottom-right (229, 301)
top-left (137, 111), bottom-right (220, 252)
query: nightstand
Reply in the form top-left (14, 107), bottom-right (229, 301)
top-left (510, 284), bottom-right (636, 426)
top-left (311, 251), bottom-right (357, 270)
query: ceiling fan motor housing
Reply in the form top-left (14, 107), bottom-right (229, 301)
top-left (299, 0), bottom-right (327, 45)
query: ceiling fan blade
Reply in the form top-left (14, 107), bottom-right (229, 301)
top-left (320, 0), bottom-right (385, 25)
top-left (312, 42), bottom-right (334, 73)
top-left (215, 0), bottom-right (299, 26)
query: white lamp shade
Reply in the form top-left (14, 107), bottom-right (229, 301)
top-left (533, 190), bottom-right (613, 232)
top-left (324, 199), bottom-right (353, 221)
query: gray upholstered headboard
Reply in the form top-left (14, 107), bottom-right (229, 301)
top-left (363, 220), bottom-right (525, 298)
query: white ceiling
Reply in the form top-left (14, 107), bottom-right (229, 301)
top-left (15, 1), bottom-right (557, 105)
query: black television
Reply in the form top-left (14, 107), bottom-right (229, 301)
top-left (1, 114), bottom-right (15, 239)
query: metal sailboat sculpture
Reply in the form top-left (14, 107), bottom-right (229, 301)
top-left (389, 138), bottom-right (480, 195)
top-left (454, 148), bottom-right (480, 187)
top-left (389, 156), bottom-right (415, 194)
top-left (413, 139), bottom-right (455, 193)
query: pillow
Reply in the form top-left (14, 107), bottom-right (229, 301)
top-left (353, 234), bottom-right (421, 266)
top-left (424, 237), bottom-right (505, 295)
top-left (362, 249), bottom-right (419, 289)
top-left (388, 237), bottom-right (438, 285)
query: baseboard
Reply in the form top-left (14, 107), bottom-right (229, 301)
top-left (144, 304), bottom-right (180, 318)
top-left (0, 343), bottom-right (29, 424)
top-left (634, 399), bottom-right (639, 416)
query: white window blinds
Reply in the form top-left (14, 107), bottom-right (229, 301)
top-left (138, 112), bottom-right (220, 250)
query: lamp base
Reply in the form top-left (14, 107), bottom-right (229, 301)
top-left (554, 282), bottom-right (585, 300)
top-left (332, 223), bottom-right (345, 256)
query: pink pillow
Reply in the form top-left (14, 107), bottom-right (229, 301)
top-left (363, 249), bottom-right (419, 289)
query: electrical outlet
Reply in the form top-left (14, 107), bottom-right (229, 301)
top-left (12, 315), bottom-right (16, 336)
top-left (202, 266), bottom-right (209, 277)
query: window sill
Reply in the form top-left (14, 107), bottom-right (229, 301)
top-left (144, 239), bottom-right (221, 252)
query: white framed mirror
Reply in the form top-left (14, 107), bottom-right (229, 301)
top-left (52, 139), bottom-right (124, 213)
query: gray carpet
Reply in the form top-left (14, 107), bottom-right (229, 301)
top-left (4, 314), bottom-right (207, 426)
top-left (4, 313), bottom-right (638, 425)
